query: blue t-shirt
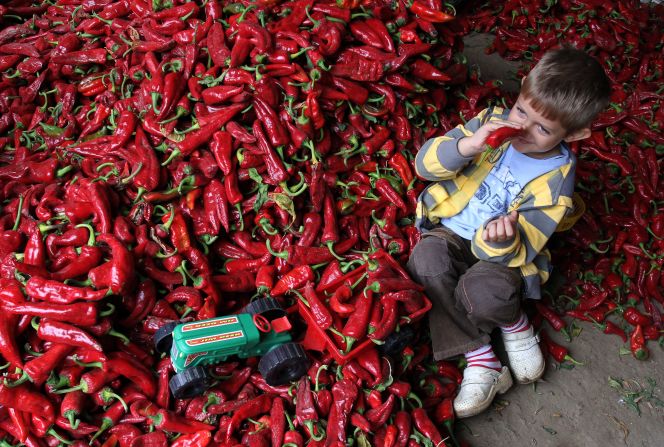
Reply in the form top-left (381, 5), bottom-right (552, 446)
top-left (441, 144), bottom-right (571, 240)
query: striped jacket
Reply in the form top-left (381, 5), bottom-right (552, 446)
top-left (414, 107), bottom-right (577, 299)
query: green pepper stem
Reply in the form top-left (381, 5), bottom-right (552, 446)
top-left (47, 428), bottom-right (73, 445)
top-left (74, 223), bottom-right (97, 246)
top-left (99, 302), bottom-right (116, 317)
top-left (107, 329), bottom-right (131, 345)
top-left (67, 413), bottom-right (80, 430)
top-left (265, 238), bottom-right (288, 259)
top-left (3, 371), bottom-right (29, 387)
top-left (326, 241), bottom-right (345, 261)
top-left (12, 195), bottom-right (24, 231)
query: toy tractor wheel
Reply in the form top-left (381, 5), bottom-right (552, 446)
top-left (241, 297), bottom-right (285, 321)
top-left (169, 366), bottom-right (209, 399)
top-left (258, 342), bottom-right (310, 386)
top-left (377, 325), bottom-right (416, 358)
top-left (153, 322), bottom-right (178, 355)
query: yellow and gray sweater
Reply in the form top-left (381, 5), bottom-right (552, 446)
top-left (414, 107), bottom-right (576, 299)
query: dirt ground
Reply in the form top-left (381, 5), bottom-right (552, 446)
top-left (455, 34), bottom-right (664, 447)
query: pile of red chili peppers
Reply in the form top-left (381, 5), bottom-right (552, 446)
top-left (0, 0), bottom-right (662, 445)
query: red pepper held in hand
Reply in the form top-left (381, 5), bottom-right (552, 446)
top-left (480, 126), bottom-right (522, 162)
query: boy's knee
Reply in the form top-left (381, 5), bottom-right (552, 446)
top-left (456, 262), bottom-right (522, 325)
top-left (407, 236), bottom-right (452, 278)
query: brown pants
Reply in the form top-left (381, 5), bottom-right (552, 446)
top-left (406, 227), bottom-right (523, 361)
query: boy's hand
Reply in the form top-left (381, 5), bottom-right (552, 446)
top-left (458, 120), bottom-right (523, 158)
top-left (482, 211), bottom-right (519, 243)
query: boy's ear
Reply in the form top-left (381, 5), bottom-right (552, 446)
top-left (563, 127), bottom-right (591, 143)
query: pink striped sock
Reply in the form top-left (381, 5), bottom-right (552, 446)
top-left (500, 312), bottom-right (531, 334)
top-left (464, 344), bottom-right (501, 371)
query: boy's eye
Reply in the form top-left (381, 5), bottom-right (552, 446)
top-left (516, 107), bottom-right (526, 116)
top-left (538, 125), bottom-right (550, 135)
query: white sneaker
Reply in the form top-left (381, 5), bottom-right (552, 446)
top-left (453, 366), bottom-right (513, 418)
top-left (502, 327), bottom-right (545, 384)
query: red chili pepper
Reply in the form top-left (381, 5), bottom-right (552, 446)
top-left (409, 59), bottom-right (452, 82)
top-left (623, 307), bottom-right (652, 327)
top-left (1, 299), bottom-right (98, 326)
top-left (409, 1), bottom-right (455, 23)
top-left (0, 279), bottom-right (25, 369)
top-left (630, 325), bottom-right (649, 360)
top-left (578, 290), bottom-right (610, 311)
top-left (171, 431), bottom-right (211, 447)
top-left (88, 233), bottom-right (135, 295)
top-left (11, 344), bottom-right (73, 388)
top-left (327, 378), bottom-right (358, 445)
top-left (411, 407), bottom-right (444, 446)
top-left (598, 321), bottom-right (628, 342)
top-left (434, 397), bottom-right (459, 446)
top-left (535, 302), bottom-right (566, 331)
top-left (148, 407), bottom-right (214, 434)
top-left (218, 366), bottom-right (252, 397)
top-left (225, 394), bottom-right (273, 441)
top-left (106, 352), bottom-right (156, 399)
top-left (35, 318), bottom-right (102, 351)
top-left (270, 265), bottom-right (314, 296)
top-left (268, 397), bottom-right (285, 447)
top-left (299, 281), bottom-right (332, 329)
top-left (295, 375), bottom-right (324, 441)
top-left (51, 48), bottom-right (107, 65)
top-left (329, 282), bottom-right (355, 316)
top-left (8, 408), bottom-right (29, 443)
top-left (365, 394), bottom-right (395, 429)
top-left (369, 297), bottom-right (399, 341)
top-left (165, 104), bottom-right (244, 163)
top-left (540, 331), bottom-right (579, 364)
top-left (0, 383), bottom-right (55, 423)
top-left (394, 410), bottom-right (412, 447)
top-left (26, 276), bottom-right (108, 304)
top-left (60, 389), bottom-right (87, 430)
top-left (340, 290), bottom-right (373, 352)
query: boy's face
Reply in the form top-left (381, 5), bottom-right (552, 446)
top-left (507, 94), bottom-right (575, 158)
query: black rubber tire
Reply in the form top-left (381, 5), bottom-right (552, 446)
top-left (169, 366), bottom-right (209, 399)
top-left (377, 325), bottom-right (416, 358)
top-left (241, 297), bottom-right (285, 321)
top-left (258, 342), bottom-right (310, 386)
top-left (153, 322), bottom-right (178, 355)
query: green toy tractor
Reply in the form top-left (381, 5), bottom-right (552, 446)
top-left (153, 298), bottom-right (310, 399)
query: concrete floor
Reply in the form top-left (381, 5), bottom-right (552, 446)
top-left (457, 34), bottom-right (664, 447)
top-left (460, 328), bottom-right (664, 447)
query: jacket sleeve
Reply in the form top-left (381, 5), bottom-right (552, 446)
top-left (414, 108), bottom-right (492, 181)
top-left (470, 202), bottom-right (569, 267)
top-left (470, 167), bottom-right (575, 267)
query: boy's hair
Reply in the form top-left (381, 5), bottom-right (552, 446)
top-left (521, 47), bottom-right (611, 132)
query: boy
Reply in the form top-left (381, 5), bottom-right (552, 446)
top-left (407, 47), bottom-right (610, 418)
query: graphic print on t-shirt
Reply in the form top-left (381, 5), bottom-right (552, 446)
top-left (440, 144), bottom-right (570, 240)
top-left (474, 163), bottom-right (524, 218)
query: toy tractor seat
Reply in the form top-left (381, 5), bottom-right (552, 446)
top-left (241, 297), bottom-right (286, 321)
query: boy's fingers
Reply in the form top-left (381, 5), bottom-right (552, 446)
top-left (508, 210), bottom-right (519, 222)
top-left (504, 218), bottom-right (515, 239)
top-left (495, 218), bottom-right (506, 241)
